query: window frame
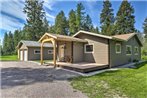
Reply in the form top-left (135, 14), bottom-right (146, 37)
top-left (126, 45), bottom-right (132, 55)
top-left (134, 46), bottom-right (139, 55)
top-left (84, 44), bottom-right (94, 53)
top-left (115, 43), bottom-right (121, 54)
top-left (48, 50), bottom-right (53, 54)
top-left (34, 50), bottom-right (40, 54)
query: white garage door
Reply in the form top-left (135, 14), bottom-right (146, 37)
top-left (24, 50), bottom-right (28, 61)
top-left (20, 50), bottom-right (23, 61)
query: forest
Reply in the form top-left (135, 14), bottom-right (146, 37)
top-left (1, 0), bottom-right (147, 56)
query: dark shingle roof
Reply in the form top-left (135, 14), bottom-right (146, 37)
top-left (17, 40), bottom-right (53, 48)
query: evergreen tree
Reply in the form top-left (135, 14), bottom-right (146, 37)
top-left (49, 25), bottom-right (55, 33)
top-left (100, 0), bottom-right (114, 35)
top-left (143, 17), bottom-right (147, 38)
top-left (14, 30), bottom-right (20, 47)
top-left (115, 0), bottom-right (135, 34)
top-left (23, 0), bottom-right (49, 40)
top-left (7, 31), bottom-right (15, 54)
top-left (76, 3), bottom-right (85, 31)
top-left (91, 26), bottom-right (99, 34)
top-left (83, 14), bottom-right (93, 31)
top-left (55, 11), bottom-right (67, 35)
top-left (3, 32), bottom-right (8, 55)
top-left (69, 9), bottom-right (77, 35)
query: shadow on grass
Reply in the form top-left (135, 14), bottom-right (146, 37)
top-left (134, 61), bottom-right (147, 69)
top-left (1, 67), bottom-right (80, 89)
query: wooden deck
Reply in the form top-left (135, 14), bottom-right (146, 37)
top-left (44, 62), bottom-right (109, 73)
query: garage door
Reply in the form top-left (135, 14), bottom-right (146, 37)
top-left (20, 50), bottom-right (23, 61)
top-left (24, 50), bottom-right (28, 61)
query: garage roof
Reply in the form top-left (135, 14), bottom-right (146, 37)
top-left (17, 40), bottom-right (53, 48)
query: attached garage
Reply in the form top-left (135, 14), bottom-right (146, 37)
top-left (17, 40), bottom-right (53, 61)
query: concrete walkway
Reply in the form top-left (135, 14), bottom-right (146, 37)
top-left (1, 61), bottom-right (88, 98)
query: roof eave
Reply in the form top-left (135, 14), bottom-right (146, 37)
top-left (73, 30), bottom-right (112, 39)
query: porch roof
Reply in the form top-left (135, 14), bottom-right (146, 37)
top-left (39, 33), bottom-right (87, 43)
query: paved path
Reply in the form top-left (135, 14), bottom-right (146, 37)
top-left (0, 61), bottom-right (88, 98)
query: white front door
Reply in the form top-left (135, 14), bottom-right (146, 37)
top-left (20, 50), bottom-right (23, 61)
top-left (24, 50), bottom-right (28, 61)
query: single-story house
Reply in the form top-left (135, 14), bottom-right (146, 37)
top-left (39, 30), bottom-right (142, 68)
top-left (17, 40), bottom-right (53, 61)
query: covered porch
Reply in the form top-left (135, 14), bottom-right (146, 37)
top-left (39, 33), bottom-right (109, 72)
top-left (39, 33), bottom-right (87, 68)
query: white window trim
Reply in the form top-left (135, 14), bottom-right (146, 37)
top-left (126, 45), bottom-right (132, 55)
top-left (84, 43), bottom-right (94, 53)
top-left (134, 46), bottom-right (139, 55)
top-left (48, 50), bottom-right (53, 54)
top-left (115, 43), bottom-right (121, 54)
top-left (34, 50), bottom-right (40, 54)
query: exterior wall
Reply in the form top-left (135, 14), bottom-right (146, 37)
top-left (110, 36), bottom-right (141, 67)
top-left (73, 42), bottom-right (84, 63)
top-left (28, 47), bottom-right (53, 60)
top-left (76, 34), bottom-right (109, 64)
top-left (57, 41), bottom-right (72, 61)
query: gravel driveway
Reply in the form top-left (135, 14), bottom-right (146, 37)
top-left (0, 61), bottom-right (88, 98)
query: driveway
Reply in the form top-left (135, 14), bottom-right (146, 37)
top-left (0, 61), bottom-right (88, 98)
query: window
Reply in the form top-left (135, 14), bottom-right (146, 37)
top-left (134, 46), bottom-right (139, 55)
top-left (48, 50), bottom-right (53, 54)
top-left (85, 44), bottom-right (94, 53)
top-left (126, 45), bottom-right (132, 55)
top-left (115, 43), bottom-right (121, 54)
top-left (34, 50), bottom-right (40, 54)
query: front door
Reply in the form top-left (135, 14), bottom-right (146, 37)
top-left (59, 45), bottom-right (65, 61)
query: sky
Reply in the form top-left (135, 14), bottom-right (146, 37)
top-left (0, 0), bottom-right (147, 44)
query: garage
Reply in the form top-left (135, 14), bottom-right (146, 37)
top-left (20, 50), bottom-right (28, 61)
top-left (17, 40), bottom-right (53, 61)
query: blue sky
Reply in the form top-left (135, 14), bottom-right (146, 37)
top-left (0, 0), bottom-right (147, 44)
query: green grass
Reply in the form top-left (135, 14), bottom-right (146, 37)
top-left (71, 62), bottom-right (147, 98)
top-left (0, 55), bottom-right (18, 61)
top-left (142, 55), bottom-right (147, 60)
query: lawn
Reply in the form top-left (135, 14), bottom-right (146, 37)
top-left (142, 55), bottom-right (147, 60)
top-left (71, 62), bottom-right (147, 98)
top-left (0, 55), bottom-right (18, 61)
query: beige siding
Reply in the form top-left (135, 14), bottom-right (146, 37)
top-left (28, 47), bottom-right (53, 60)
top-left (57, 41), bottom-right (72, 60)
top-left (110, 35), bottom-right (141, 67)
top-left (73, 42), bottom-right (84, 63)
top-left (76, 34), bottom-right (109, 64)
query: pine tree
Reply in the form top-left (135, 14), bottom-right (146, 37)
top-left (69, 9), bottom-right (77, 35)
top-left (76, 3), bottom-right (86, 31)
top-left (23, 0), bottom-right (49, 40)
top-left (143, 17), bottom-right (147, 38)
top-left (55, 11), bottom-right (67, 35)
top-left (83, 14), bottom-right (93, 31)
top-left (7, 31), bottom-right (15, 54)
top-left (14, 30), bottom-right (20, 47)
top-left (100, 0), bottom-right (114, 35)
top-left (91, 26), bottom-right (99, 34)
top-left (115, 0), bottom-right (135, 34)
top-left (3, 32), bottom-right (8, 55)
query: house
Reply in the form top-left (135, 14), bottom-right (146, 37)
top-left (17, 40), bottom-right (53, 61)
top-left (39, 30), bottom-right (142, 68)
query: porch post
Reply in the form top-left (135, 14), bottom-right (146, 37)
top-left (53, 40), bottom-right (57, 68)
top-left (41, 42), bottom-right (44, 65)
